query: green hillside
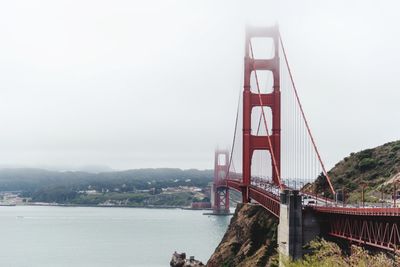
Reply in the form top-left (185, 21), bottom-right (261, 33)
top-left (312, 140), bottom-right (400, 203)
top-left (0, 168), bottom-right (213, 207)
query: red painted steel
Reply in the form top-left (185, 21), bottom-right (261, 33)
top-left (214, 26), bottom-right (400, 254)
top-left (213, 149), bottom-right (230, 212)
top-left (312, 206), bottom-right (400, 216)
top-left (221, 173), bottom-right (400, 251)
top-left (225, 179), bottom-right (280, 218)
top-left (322, 213), bottom-right (400, 252)
top-left (226, 179), bottom-right (242, 192)
top-left (214, 188), bottom-right (229, 212)
top-left (249, 185), bottom-right (280, 218)
top-left (214, 150), bottom-right (229, 186)
top-left (242, 25), bottom-right (281, 203)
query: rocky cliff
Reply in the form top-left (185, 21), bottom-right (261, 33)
top-left (207, 203), bottom-right (278, 267)
top-left (205, 203), bottom-right (396, 267)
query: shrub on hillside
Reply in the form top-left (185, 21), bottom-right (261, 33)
top-left (358, 158), bottom-right (377, 171)
top-left (357, 149), bottom-right (373, 160)
top-left (281, 239), bottom-right (395, 267)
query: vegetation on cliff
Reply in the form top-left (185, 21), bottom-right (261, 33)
top-left (207, 203), bottom-right (278, 267)
top-left (207, 141), bottom-right (400, 266)
top-left (281, 239), bottom-right (396, 267)
top-left (208, 204), bottom-right (397, 267)
top-left (311, 140), bottom-right (400, 202)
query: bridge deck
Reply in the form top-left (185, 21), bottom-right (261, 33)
top-left (224, 179), bottom-right (280, 217)
top-left (217, 179), bottom-right (400, 253)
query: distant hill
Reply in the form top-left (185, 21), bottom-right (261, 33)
top-left (0, 168), bottom-right (213, 193)
top-left (312, 140), bottom-right (400, 202)
top-left (0, 164), bottom-right (115, 173)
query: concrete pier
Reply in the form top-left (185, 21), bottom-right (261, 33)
top-left (278, 190), bottom-right (303, 262)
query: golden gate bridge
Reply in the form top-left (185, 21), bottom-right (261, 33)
top-left (212, 25), bottom-right (400, 259)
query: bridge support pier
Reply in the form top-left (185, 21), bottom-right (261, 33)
top-left (212, 149), bottom-right (231, 214)
top-left (278, 190), bottom-right (303, 263)
top-left (213, 185), bottom-right (230, 214)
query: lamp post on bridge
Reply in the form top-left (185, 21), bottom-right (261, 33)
top-left (342, 187), bottom-right (345, 207)
top-left (361, 182), bottom-right (367, 208)
top-left (322, 192), bottom-right (327, 206)
top-left (393, 180), bottom-right (398, 208)
top-left (334, 189), bottom-right (340, 207)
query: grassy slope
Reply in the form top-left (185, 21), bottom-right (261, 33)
top-left (281, 239), bottom-right (396, 267)
top-left (312, 140), bottom-right (400, 202)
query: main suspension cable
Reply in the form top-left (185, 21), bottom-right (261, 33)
top-left (279, 33), bottom-right (336, 195)
top-left (226, 90), bottom-right (241, 180)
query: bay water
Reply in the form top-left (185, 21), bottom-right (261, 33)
top-left (0, 206), bottom-right (231, 267)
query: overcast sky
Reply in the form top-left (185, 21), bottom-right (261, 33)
top-left (0, 0), bottom-right (399, 171)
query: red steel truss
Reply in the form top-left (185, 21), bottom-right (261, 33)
top-left (226, 179), bottom-right (280, 218)
top-left (214, 188), bottom-right (229, 212)
top-left (225, 176), bottom-right (400, 251)
top-left (313, 206), bottom-right (400, 216)
top-left (318, 212), bottom-right (400, 252)
top-left (248, 185), bottom-right (280, 217)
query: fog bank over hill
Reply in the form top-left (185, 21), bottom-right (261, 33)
top-left (0, 168), bottom-right (213, 192)
top-left (0, 164), bottom-right (116, 173)
top-left (0, 1), bottom-right (399, 170)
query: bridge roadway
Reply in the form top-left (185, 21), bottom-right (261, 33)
top-left (216, 178), bottom-right (400, 253)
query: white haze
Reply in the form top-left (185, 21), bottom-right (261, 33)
top-left (0, 0), bottom-right (399, 170)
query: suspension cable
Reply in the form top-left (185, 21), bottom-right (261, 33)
top-left (279, 33), bottom-right (336, 195)
top-left (226, 90), bottom-right (241, 180)
top-left (256, 47), bottom-right (274, 136)
top-left (249, 41), bottom-right (283, 189)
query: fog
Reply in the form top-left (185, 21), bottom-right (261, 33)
top-left (0, 0), bottom-right (399, 170)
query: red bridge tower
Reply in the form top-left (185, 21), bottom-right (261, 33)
top-left (212, 149), bottom-right (230, 213)
top-left (242, 25), bottom-right (281, 203)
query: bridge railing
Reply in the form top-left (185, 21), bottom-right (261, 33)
top-left (251, 177), bottom-right (281, 197)
top-left (311, 206), bottom-right (400, 216)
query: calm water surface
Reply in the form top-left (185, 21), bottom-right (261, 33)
top-left (0, 206), bottom-right (231, 267)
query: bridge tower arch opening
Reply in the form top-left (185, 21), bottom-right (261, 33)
top-left (242, 25), bottom-right (281, 203)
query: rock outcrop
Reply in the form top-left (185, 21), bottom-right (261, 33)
top-left (207, 203), bottom-right (279, 267)
top-left (170, 252), bottom-right (204, 267)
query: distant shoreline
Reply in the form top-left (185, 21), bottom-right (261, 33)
top-left (6, 203), bottom-right (214, 211)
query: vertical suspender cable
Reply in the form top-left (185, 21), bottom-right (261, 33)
top-left (279, 34), bottom-right (336, 195)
